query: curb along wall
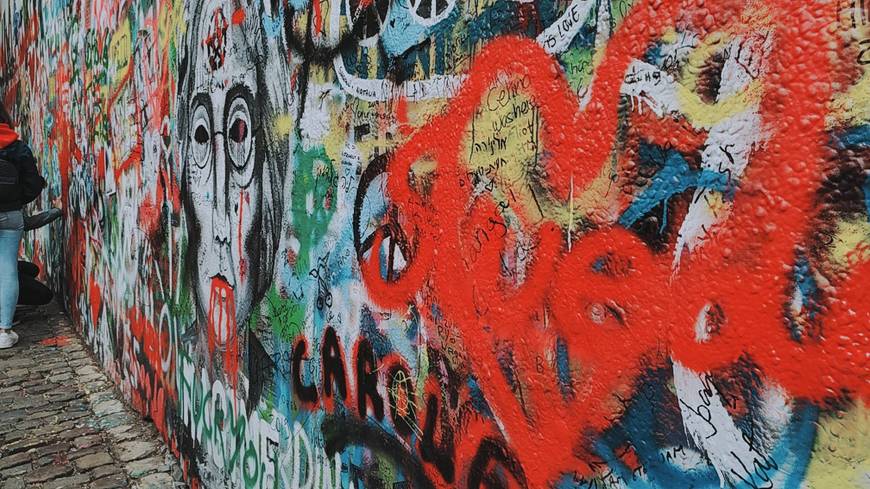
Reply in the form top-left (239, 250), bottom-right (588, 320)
top-left (1, 0), bottom-right (869, 487)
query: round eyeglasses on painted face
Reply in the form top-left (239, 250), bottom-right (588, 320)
top-left (188, 87), bottom-right (260, 188)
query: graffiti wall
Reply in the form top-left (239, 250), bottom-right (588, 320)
top-left (1, 0), bottom-right (869, 487)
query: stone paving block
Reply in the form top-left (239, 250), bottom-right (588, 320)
top-left (98, 412), bottom-right (136, 430)
top-left (0, 377), bottom-right (24, 387)
top-left (58, 410), bottom-right (92, 423)
top-left (0, 464), bottom-right (30, 478)
top-left (23, 463), bottom-right (73, 482)
top-left (81, 372), bottom-right (108, 383)
top-left (75, 434), bottom-right (105, 449)
top-left (133, 472), bottom-right (176, 488)
top-left (92, 399), bottom-right (125, 417)
top-left (38, 361), bottom-right (69, 370)
top-left (0, 478), bottom-right (25, 489)
top-left (90, 464), bottom-right (124, 480)
top-left (83, 380), bottom-right (111, 393)
top-left (0, 451), bottom-right (30, 470)
top-left (70, 446), bottom-right (109, 460)
top-left (91, 475), bottom-right (130, 489)
top-left (35, 442), bottom-right (72, 457)
top-left (34, 455), bottom-right (61, 467)
top-left (1, 430), bottom-right (26, 444)
top-left (86, 390), bottom-right (115, 403)
top-left (0, 409), bottom-right (26, 423)
top-left (124, 456), bottom-right (165, 478)
top-left (29, 410), bottom-right (63, 422)
top-left (116, 441), bottom-right (157, 462)
top-left (2, 358), bottom-right (35, 369)
top-left (58, 426), bottom-right (100, 440)
top-left (47, 372), bottom-right (73, 383)
top-left (44, 474), bottom-right (93, 489)
top-left (2, 435), bottom-right (50, 455)
top-left (75, 365), bottom-right (101, 376)
top-left (46, 390), bottom-right (85, 403)
top-left (16, 418), bottom-right (46, 431)
top-left (31, 420), bottom-right (79, 437)
top-left (107, 425), bottom-right (142, 442)
top-left (12, 396), bottom-right (50, 411)
top-left (76, 452), bottom-right (115, 470)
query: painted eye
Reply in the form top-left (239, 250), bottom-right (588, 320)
top-left (229, 118), bottom-right (247, 143)
top-left (191, 104), bottom-right (211, 169)
top-left (226, 97), bottom-right (252, 171)
top-left (194, 125), bottom-right (209, 144)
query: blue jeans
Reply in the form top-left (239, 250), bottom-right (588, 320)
top-left (0, 210), bottom-right (23, 329)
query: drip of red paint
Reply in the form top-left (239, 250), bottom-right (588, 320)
top-left (313, 0), bottom-right (323, 36)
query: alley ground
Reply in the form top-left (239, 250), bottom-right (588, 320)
top-left (0, 303), bottom-right (187, 489)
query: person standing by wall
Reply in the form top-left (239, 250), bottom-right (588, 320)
top-left (0, 101), bottom-right (46, 348)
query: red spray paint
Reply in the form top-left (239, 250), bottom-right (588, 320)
top-left (361, 0), bottom-right (866, 485)
top-left (207, 276), bottom-right (240, 393)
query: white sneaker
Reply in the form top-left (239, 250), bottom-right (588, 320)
top-left (0, 329), bottom-right (18, 349)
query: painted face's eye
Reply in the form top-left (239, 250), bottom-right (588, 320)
top-left (226, 97), bottom-right (252, 171)
top-left (191, 104), bottom-right (211, 169)
top-left (229, 118), bottom-right (247, 143)
top-left (195, 125), bottom-right (209, 144)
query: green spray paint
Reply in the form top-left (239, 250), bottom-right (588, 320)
top-left (289, 145), bottom-right (337, 275)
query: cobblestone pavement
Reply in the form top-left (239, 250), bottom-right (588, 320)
top-left (0, 304), bottom-right (187, 489)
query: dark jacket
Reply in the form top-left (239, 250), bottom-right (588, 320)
top-left (0, 136), bottom-right (46, 212)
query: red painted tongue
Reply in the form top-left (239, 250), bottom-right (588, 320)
top-left (207, 276), bottom-right (241, 394)
top-left (207, 277), bottom-right (236, 348)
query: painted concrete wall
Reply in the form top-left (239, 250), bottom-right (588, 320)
top-left (1, 0), bottom-right (869, 487)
